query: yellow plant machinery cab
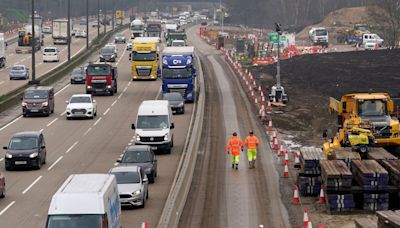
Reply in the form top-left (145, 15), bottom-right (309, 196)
top-left (130, 37), bottom-right (160, 80)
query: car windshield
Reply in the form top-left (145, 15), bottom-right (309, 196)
top-left (24, 90), bottom-right (48, 99)
top-left (46, 214), bottom-right (102, 228)
top-left (101, 47), bottom-right (114, 54)
top-left (162, 68), bottom-right (192, 79)
top-left (163, 93), bottom-right (183, 101)
top-left (12, 66), bottom-right (25, 71)
top-left (122, 151), bottom-right (152, 163)
top-left (71, 68), bottom-right (83, 76)
top-left (70, 96), bottom-right (91, 103)
top-left (9, 137), bottom-right (38, 150)
top-left (137, 115), bottom-right (169, 129)
top-left (131, 52), bottom-right (156, 61)
top-left (112, 171), bottom-right (140, 184)
top-left (87, 65), bottom-right (110, 76)
top-left (315, 30), bottom-right (327, 36)
top-left (358, 100), bottom-right (386, 116)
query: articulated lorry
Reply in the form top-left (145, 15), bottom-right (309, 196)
top-left (130, 37), bottom-right (160, 80)
top-left (52, 19), bottom-right (69, 44)
top-left (162, 46), bottom-right (196, 102)
top-left (130, 19), bottom-right (145, 38)
top-left (166, 31), bottom-right (187, 46)
top-left (0, 33), bottom-right (5, 68)
top-left (146, 20), bottom-right (162, 37)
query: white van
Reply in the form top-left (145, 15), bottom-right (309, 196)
top-left (131, 100), bottom-right (174, 154)
top-left (46, 174), bottom-right (122, 228)
top-left (43, 47), bottom-right (60, 62)
top-left (362, 33), bottom-right (384, 46)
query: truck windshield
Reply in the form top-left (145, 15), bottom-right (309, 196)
top-left (171, 34), bottom-right (186, 40)
top-left (112, 171), bottom-right (141, 184)
top-left (162, 68), bottom-right (192, 79)
top-left (131, 25), bottom-right (143, 30)
top-left (358, 100), bottom-right (386, 116)
top-left (137, 115), bottom-right (169, 129)
top-left (24, 90), bottom-right (48, 99)
top-left (46, 214), bottom-right (102, 228)
top-left (87, 65), bottom-right (110, 76)
top-left (132, 52), bottom-right (157, 61)
top-left (315, 30), bottom-right (327, 36)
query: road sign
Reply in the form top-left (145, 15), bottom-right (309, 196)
top-left (269, 33), bottom-right (287, 43)
top-left (115, 10), bottom-right (124, 19)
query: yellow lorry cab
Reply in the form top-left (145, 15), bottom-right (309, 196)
top-left (130, 37), bottom-right (160, 80)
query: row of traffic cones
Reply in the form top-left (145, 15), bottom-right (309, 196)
top-left (293, 185), bottom-right (325, 205)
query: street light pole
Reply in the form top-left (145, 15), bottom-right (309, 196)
top-left (97, 0), bottom-right (100, 37)
top-left (103, 1), bottom-right (106, 34)
top-left (29, 0), bottom-right (38, 85)
top-left (86, 0), bottom-right (89, 50)
top-left (67, 0), bottom-right (71, 61)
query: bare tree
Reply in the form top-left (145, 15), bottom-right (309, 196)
top-left (368, 0), bottom-right (400, 46)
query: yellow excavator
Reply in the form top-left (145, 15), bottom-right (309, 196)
top-left (323, 92), bottom-right (400, 159)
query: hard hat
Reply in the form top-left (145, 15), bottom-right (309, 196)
top-left (249, 130), bottom-right (254, 134)
top-left (232, 132), bottom-right (237, 136)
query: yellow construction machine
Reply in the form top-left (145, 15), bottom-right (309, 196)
top-left (323, 93), bottom-right (400, 158)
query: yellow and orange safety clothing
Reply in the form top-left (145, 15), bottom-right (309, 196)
top-left (245, 135), bottom-right (260, 149)
top-left (226, 136), bottom-right (244, 156)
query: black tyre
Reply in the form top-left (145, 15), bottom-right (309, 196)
top-left (5, 165), bottom-right (11, 171)
top-left (109, 89), bottom-right (114, 96)
top-left (43, 153), bottom-right (46, 164)
top-left (146, 190), bottom-right (149, 199)
top-left (0, 189), bottom-right (5, 198)
top-left (140, 197), bottom-right (146, 208)
top-left (149, 172), bottom-right (155, 183)
top-left (36, 157), bottom-right (41, 169)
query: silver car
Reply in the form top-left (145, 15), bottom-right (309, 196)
top-left (109, 166), bottom-right (149, 208)
top-left (114, 33), bottom-right (126, 43)
top-left (9, 65), bottom-right (29, 80)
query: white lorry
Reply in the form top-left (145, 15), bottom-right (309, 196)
top-left (130, 19), bottom-right (145, 38)
top-left (309, 27), bottom-right (329, 48)
top-left (52, 19), bottom-right (69, 44)
top-left (0, 33), bottom-right (5, 68)
top-left (46, 174), bottom-right (122, 228)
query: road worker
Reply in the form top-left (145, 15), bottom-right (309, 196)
top-left (244, 130), bottom-right (260, 168)
top-left (226, 132), bottom-right (244, 170)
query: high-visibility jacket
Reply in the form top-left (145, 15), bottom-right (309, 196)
top-left (245, 135), bottom-right (259, 149)
top-left (226, 136), bottom-right (244, 156)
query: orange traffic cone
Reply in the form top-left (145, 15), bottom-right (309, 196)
top-left (255, 97), bottom-right (259, 106)
top-left (284, 150), bottom-right (289, 165)
top-left (293, 186), bottom-right (300, 204)
top-left (273, 138), bottom-right (279, 154)
top-left (303, 208), bottom-right (309, 227)
top-left (266, 101), bottom-right (272, 112)
top-left (294, 151), bottom-right (301, 168)
top-left (319, 184), bottom-right (326, 203)
top-left (268, 118), bottom-right (273, 132)
top-left (141, 222), bottom-right (148, 228)
top-left (283, 163), bottom-right (289, 177)
top-left (258, 85), bottom-right (262, 93)
top-left (279, 143), bottom-right (285, 156)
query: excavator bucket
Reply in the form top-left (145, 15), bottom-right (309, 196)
top-left (329, 97), bottom-right (340, 114)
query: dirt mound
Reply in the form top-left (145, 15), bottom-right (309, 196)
top-left (296, 6), bottom-right (371, 41)
top-left (252, 49), bottom-right (400, 146)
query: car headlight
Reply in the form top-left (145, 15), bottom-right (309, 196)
top-left (187, 93), bottom-right (193, 99)
top-left (164, 134), bottom-right (169, 141)
top-left (106, 85), bottom-right (112, 88)
top-left (22, 102), bottom-right (27, 107)
top-left (29, 152), bottom-right (38, 158)
top-left (100, 55), bottom-right (104, 58)
top-left (133, 190), bottom-right (141, 196)
top-left (42, 101), bottom-right (48, 107)
top-left (5, 153), bottom-right (12, 159)
top-left (87, 85), bottom-right (92, 89)
top-left (136, 134), bottom-right (140, 141)
top-left (178, 102), bottom-right (184, 107)
top-left (111, 55), bottom-right (115, 58)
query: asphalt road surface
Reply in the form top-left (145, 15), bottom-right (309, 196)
top-left (179, 26), bottom-right (290, 228)
top-left (0, 21), bottom-right (112, 97)
top-left (0, 28), bottom-right (193, 228)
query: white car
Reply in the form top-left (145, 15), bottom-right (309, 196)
top-left (126, 39), bottom-right (134, 50)
top-left (75, 29), bottom-right (87, 38)
top-left (42, 47), bottom-right (60, 62)
top-left (65, 94), bottom-right (97, 119)
top-left (42, 26), bottom-right (52, 34)
top-left (71, 27), bottom-right (78, 36)
top-left (364, 42), bottom-right (378, 50)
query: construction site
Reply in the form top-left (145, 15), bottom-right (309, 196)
top-left (198, 5), bottom-right (400, 227)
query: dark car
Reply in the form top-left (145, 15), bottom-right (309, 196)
top-left (3, 131), bottom-right (47, 170)
top-left (117, 145), bottom-right (157, 183)
top-left (99, 46), bottom-right (117, 62)
top-left (114, 33), bottom-right (126, 43)
top-left (70, 67), bottom-right (86, 84)
top-left (22, 86), bottom-right (55, 117)
top-left (163, 92), bottom-right (185, 114)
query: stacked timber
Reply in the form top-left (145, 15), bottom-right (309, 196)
top-left (380, 160), bottom-right (400, 208)
top-left (376, 210), bottom-right (400, 228)
top-left (354, 217), bottom-right (378, 228)
top-left (367, 148), bottom-right (398, 162)
top-left (320, 160), bottom-right (355, 212)
top-left (352, 160), bottom-right (389, 211)
top-left (297, 147), bottom-right (326, 195)
top-left (333, 147), bottom-right (360, 169)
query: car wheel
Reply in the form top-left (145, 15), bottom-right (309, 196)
top-left (5, 165), bottom-right (12, 171)
top-left (94, 111), bottom-right (97, 117)
top-left (43, 153), bottom-right (46, 164)
top-left (140, 197), bottom-right (146, 208)
top-left (146, 190), bottom-right (149, 199)
top-left (71, 80), bottom-right (74, 84)
top-left (66, 116), bottom-right (71, 120)
top-left (0, 188), bottom-right (5, 198)
top-left (9, 77), bottom-right (12, 80)
top-left (109, 89), bottom-right (114, 96)
top-left (165, 148), bottom-right (171, 154)
top-left (36, 157), bottom-right (42, 169)
top-left (181, 107), bottom-right (185, 114)
top-left (90, 114), bottom-right (94, 119)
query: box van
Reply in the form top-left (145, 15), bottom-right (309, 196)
top-left (22, 86), bottom-right (55, 117)
top-left (42, 47), bottom-right (60, 62)
top-left (46, 174), bottom-right (121, 228)
top-left (131, 100), bottom-right (174, 154)
top-left (362, 33), bottom-right (384, 46)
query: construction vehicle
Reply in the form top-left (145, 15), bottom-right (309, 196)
top-left (325, 93), bottom-right (400, 158)
top-left (309, 27), bottom-right (329, 48)
top-left (130, 19), bottom-right (145, 38)
top-left (16, 12), bottom-right (43, 54)
top-left (130, 37), bottom-right (160, 80)
top-left (166, 31), bottom-right (186, 47)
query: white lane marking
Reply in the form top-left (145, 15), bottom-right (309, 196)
top-left (22, 176), bottom-right (42, 195)
top-left (47, 156), bottom-right (63, 171)
top-left (39, 129), bottom-right (44, 133)
top-left (0, 81), bottom-right (4, 85)
top-left (66, 141), bottom-right (78, 153)
top-left (114, 162), bottom-right (118, 166)
top-left (83, 128), bottom-right (92, 136)
top-left (0, 116), bottom-right (22, 132)
top-left (0, 201), bottom-right (16, 216)
top-left (46, 118), bottom-right (58, 127)
top-left (118, 93), bottom-right (123, 99)
top-left (130, 139), bottom-right (134, 142)
top-left (60, 110), bottom-right (66, 116)
top-left (93, 117), bottom-right (102, 126)
top-left (0, 158), bottom-right (3, 162)
top-left (128, 143), bottom-right (132, 146)
top-left (55, 84), bottom-right (70, 96)
top-left (103, 108), bottom-right (110, 116)
top-left (123, 87), bottom-right (128, 93)
top-left (116, 48), bottom-right (127, 65)
top-left (128, 81), bottom-right (131, 86)
top-left (111, 100), bottom-right (117, 107)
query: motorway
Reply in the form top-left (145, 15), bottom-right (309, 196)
top-left (0, 27), bottom-right (194, 228)
top-left (0, 21), bottom-right (110, 97)
top-left (179, 26), bottom-right (290, 227)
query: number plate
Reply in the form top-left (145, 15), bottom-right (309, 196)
top-left (96, 89), bottom-right (103, 92)
top-left (15, 161), bottom-right (27, 165)
top-left (151, 146), bottom-right (157, 150)
top-left (75, 112), bottom-right (83, 114)
top-left (30, 110), bottom-right (39, 112)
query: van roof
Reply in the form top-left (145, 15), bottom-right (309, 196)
top-left (138, 100), bottom-right (170, 116)
top-left (48, 174), bottom-right (115, 215)
top-left (163, 46), bottom-right (194, 55)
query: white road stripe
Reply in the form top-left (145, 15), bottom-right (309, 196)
top-left (111, 100), bottom-right (117, 107)
top-left (47, 156), bottom-right (63, 171)
top-left (0, 81), bottom-right (4, 85)
top-left (114, 162), bottom-right (118, 166)
top-left (93, 117), bottom-right (102, 126)
top-left (118, 93), bottom-right (123, 99)
top-left (0, 158), bottom-right (3, 162)
top-left (128, 143), bottom-right (132, 146)
top-left (66, 141), bottom-right (78, 153)
top-left (0, 116), bottom-right (22, 132)
top-left (39, 129), bottom-right (44, 133)
top-left (22, 176), bottom-right (42, 195)
top-left (128, 81), bottom-right (131, 86)
top-left (103, 108), bottom-right (110, 116)
top-left (55, 84), bottom-right (70, 96)
top-left (46, 118), bottom-right (58, 127)
top-left (60, 110), bottom-right (66, 116)
top-left (0, 201), bottom-right (15, 216)
top-left (123, 87), bottom-right (128, 93)
top-left (83, 128), bottom-right (92, 136)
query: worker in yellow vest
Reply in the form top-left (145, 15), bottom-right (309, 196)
top-left (244, 130), bottom-right (260, 168)
top-left (226, 132), bottom-right (244, 170)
